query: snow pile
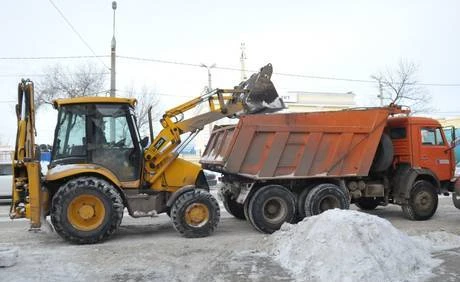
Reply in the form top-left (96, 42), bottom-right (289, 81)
top-left (412, 231), bottom-right (460, 252)
top-left (264, 209), bottom-right (440, 282)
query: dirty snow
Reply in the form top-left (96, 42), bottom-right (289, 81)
top-left (412, 231), bottom-right (460, 252)
top-left (263, 209), bottom-right (447, 282)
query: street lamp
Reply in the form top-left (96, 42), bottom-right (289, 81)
top-left (200, 63), bottom-right (216, 93)
top-left (110, 1), bottom-right (117, 97)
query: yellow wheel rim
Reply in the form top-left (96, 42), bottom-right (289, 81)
top-left (67, 194), bottom-right (106, 231)
top-left (184, 203), bottom-right (209, 227)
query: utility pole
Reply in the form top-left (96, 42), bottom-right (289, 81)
top-left (240, 42), bottom-right (247, 81)
top-left (200, 63), bottom-right (216, 93)
top-left (110, 1), bottom-right (117, 142)
top-left (371, 75), bottom-right (384, 106)
top-left (110, 1), bottom-right (117, 97)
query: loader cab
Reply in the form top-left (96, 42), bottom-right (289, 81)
top-left (387, 116), bottom-right (455, 181)
top-left (50, 98), bottom-right (142, 182)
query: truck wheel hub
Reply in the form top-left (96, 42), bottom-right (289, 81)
top-left (263, 197), bottom-right (287, 223)
top-left (415, 191), bottom-right (431, 208)
top-left (185, 203), bottom-right (209, 227)
top-left (319, 196), bottom-right (340, 211)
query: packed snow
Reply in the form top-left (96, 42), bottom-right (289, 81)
top-left (262, 209), bottom-right (460, 282)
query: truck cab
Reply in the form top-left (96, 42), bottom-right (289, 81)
top-left (387, 116), bottom-right (455, 189)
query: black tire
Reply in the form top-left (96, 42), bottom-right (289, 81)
top-left (243, 195), bottom-right (251, 221)
top-left (354, 198), bottom-right (380, 210)
top-left (51, 177), bottom-right (124, 244)
top-left (222, 194), bottom-right (245, 220)
top-left (247, 185), bottom-right (296, 234)
top-left (370, 133), bottom-right (394, 173)
top-left (304, 183), bottom-right (349, 216)
top-left (170, 189), bottom-right (220, 238)
top-left (297, 184), bottom-right (317, 219)
top-left (401, 180), bottom-right (438, 220)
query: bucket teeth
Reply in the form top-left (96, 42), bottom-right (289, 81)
top-left (234, 64), bottom-right (285, 114)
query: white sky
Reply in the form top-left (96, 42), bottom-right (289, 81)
top-left (0, 0), bottom-right (459, 145)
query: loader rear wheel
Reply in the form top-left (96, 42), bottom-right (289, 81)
top-left (170, 189), bottom-right (220, 238)
top-left (247, 185), bottom-right (296, 234)
top-left (222, 194), bottom-right (246, 220)
top-left (401, 180), bottom-right (438, 220)
top-left (304, 183), bottom-right (349, 216)
top-left (51, 177), bottom-right (123, 244)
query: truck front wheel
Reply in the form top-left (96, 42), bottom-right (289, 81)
top-left (304, 183), bottom-right (349, 216)
top-left (170, 189), bottom-right (220, 238)
top-left (247, 185), bottom-right (296, 234)
top-left (51, 177), bottom-right (124, 244)
top-left (401, 180), bottom-right (438, 220)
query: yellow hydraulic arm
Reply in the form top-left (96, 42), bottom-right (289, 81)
top-left (143, 88), bottom-right (246, 185)
top-left (9, 80), bottom-right (45, 229)
top-left (143, 64), bottom-right (284, 186)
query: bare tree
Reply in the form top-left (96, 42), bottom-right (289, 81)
top-left (125, 84), bottom-right (161, 135)
top-left (372, 60), bottom-right (432, 114)
top-left (35, 63), bottom-right (107, 108)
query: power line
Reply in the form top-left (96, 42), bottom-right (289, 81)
top-left (48, 0), bottom-right (110, 70)
top-left (0, 55), bottom-right (108, 60)
top-left (0, 72), bottom-right (109, 78)
top-left (117, 55), bottom-right (460, 87)
top-left (1, 54), bottom-right (460, 87)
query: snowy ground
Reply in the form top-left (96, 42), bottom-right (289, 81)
top-left (0, 195), bottom-right (460, 282)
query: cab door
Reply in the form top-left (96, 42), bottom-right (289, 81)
top-left (88, 104), bottom-right (142, 183)
top-left (418, 127), bottom-right (453, 181)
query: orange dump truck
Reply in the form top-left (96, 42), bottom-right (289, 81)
top-left (200, 106), bottom-right (456, 233)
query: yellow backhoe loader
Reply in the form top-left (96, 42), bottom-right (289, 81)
top-left (9, 64), bottom-right (284, 244)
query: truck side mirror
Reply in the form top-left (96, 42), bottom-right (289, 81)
top-left (140, 136), bottom-right (149, 148)
top-left (443, 126), bottom-right (456, 145)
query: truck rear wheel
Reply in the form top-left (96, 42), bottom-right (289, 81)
top-left (401, 180), bottom-right (438, 220)
top-left (354, 198), bottom-right (380, 210)
top-left (304, 183), bottom-right (349, 216)
top-left (170, 189), bottom-right (220, 238)
top-left (297, 184), bottom-right (317, 219)
top-left (247, 185), bottom-right (296, 234)
top-left (222, 194), bottom-right (245, 220)
top-left (51, 177), bottom-right (124, 244)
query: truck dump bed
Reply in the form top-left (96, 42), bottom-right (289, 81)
top-left (200, 107), bottom-right (399, 180)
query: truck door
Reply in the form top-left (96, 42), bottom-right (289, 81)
top-left (419, 127), bottom-right (453, 180)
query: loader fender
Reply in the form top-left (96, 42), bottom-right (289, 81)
top-left (166, 185), bottom-right (196, 208)
top-left (46, 164), bottom-right (122, 188)
top-left (393, 166), bottom-right (439, 204)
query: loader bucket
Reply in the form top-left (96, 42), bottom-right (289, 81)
top-left (236, 63), bottom-right (285, 114)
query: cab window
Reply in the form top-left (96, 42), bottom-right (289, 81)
top-left (421, 128), bottom-right (445, 146)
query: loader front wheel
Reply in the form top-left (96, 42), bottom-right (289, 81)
top-left (170, 189), bottom-right (220, 238)
top-left (51, 177), bottom-right (124, 244)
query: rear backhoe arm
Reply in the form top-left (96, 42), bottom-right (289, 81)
top-left (143, 64), bottom-right (284, 185)
top-left (10, 80), bottom-right (45, 229)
